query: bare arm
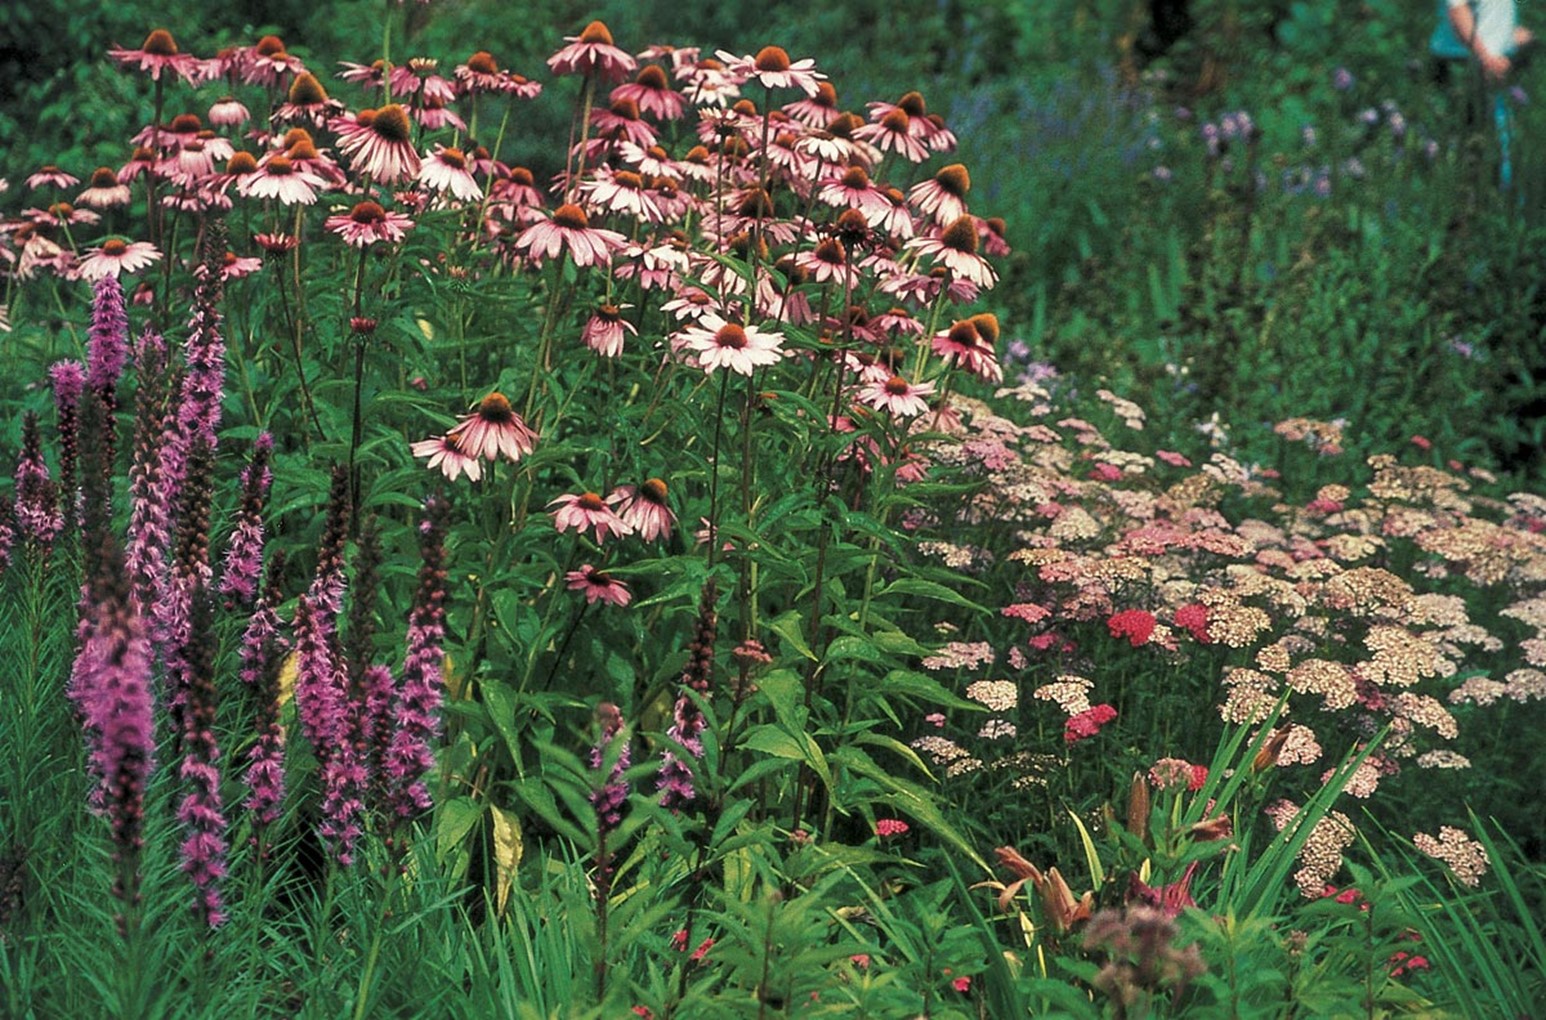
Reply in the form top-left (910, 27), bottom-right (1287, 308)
top-left (1450, 3), bottom-right (1512, 80)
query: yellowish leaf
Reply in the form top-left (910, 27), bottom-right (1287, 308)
top-left (490, 805), bottom-right (523, 917)
top-left (276, 651), bottom-right (299, 708)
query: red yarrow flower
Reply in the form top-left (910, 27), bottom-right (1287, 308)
top-left (1173, 603), bottom-right (1211, 643)
top-left (1107, 609), bottom-right (1157, 647)
top-left (1065, 704), bottom-right (1117, 744)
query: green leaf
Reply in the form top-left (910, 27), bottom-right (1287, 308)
top-left (876, 577), bottom-right (989, 613)
top-left (435, 796), bottom-right (484, 860)
top-left (769, 609), bottom-right (818, 660)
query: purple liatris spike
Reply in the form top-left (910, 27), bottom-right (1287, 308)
top-left (176, 226), bottom-right (227, 455)
top-left (50, 360), bottom-right (85, 516)
top-left (217, 433), bottom-right (273, 608)
top-left (590, 702), bottom-right (630, 832)
top-left (657, 695), bottom-right (705, 811)
top-left (87, 275), bottom-right (129, 403)
top-left (176, 593), bottom-right (228, 928)
top-left (242, 552), bottom-right (288, 841)
top-left (383, 496), bottom-right (449, 831)
top-left (72, 533), bottom-right (155, 929)
top-left (658, 580), bottom-right (716, 810)
top-left (158, 438), bottom-right (215, 734)
top-left (125, 327), bottom-right (172, 616)
top-left (13, 412), bottom-right (62, 550)
top-left (0, 497), bottom-right (13, 578)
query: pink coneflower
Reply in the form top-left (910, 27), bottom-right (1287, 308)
top-left (548, 20), bottom-right (637, 81)
top-left (793, 238), bottom-right (850, 284)
top-left (253, 231), bottom-right (298, 255)
top-left (579, 168), bottom-right (662, 222)
top-left (337, 58), bottom-right (390, 89)
top-left (323, 201), bottom-right (415, 247)
top-left (549, 491), bottom-right (634, 544)
top-left (566, 565), bottom-right (632, 606)
top-left (26, 165), bottom-right (80, 190)
top-left (335, 105), bottom-right (421, 185)
top-left (613, 478), bottom-right (676, 541)
top-left (76, 167), bottom-right (133, 209)
top-left (582, 304), bottom-right (636, 357)
top-left (858, 374), bottom-right (936, 417)
top-left (611, 64), bottom-right (685, 120)
top-left (109, 28), bottom-right (199, 83)
top-left (513, 203), bottom-right (625, 267)
top-left (208, 96), bottom-right (250, 127)
top-left (417, 145), bottom-right (482, 202)
top-left (28, 201), bottom-right (99, 228)
top-left (447, 392), bottom-right (537, 462)
top-left (854, 107), bottom-right (929, 162)
top-left (784, 80), bottom-right (840, 127)
top-left (930, 319), bottom-right (1001, 382)
top-left (590, 98), bottom-right (659, 149)
top-left (236, 155), bottom-right (324, 205)
top-left (409, 95), bottom-right (465, 132)
top-left (243, 36), bottom-right (305, 87)
top-left (394, 58), bottom-right (457, 105)
top-left (719, 45), bottom-right (826, 96)
top-left (410, 434), bottom-right (483, 482)
top-left (818, 164), bottom-right (889, 220)
top-left (277, 132), bottom-right (346, 188)
top-left (116, 147), bottom-right (158, 185)
top-left (271, 72), bottom-right (344, 127)
top-left (206, 251), bottom-right (263, 281)
top-left (677, 314), bottom-right (785, 376)
top-left (660, 285), bottom-right (722, 322)
top-left (455, 50), bottom-right (543, 97)
top-left (76, 239), bottom-right (162, 282)
top-left (678, 56), bottom-right (741, 108)
top-left (906, 216), bottom-right (998, 289)
top-left (908, 163), bottom-right (970, 225)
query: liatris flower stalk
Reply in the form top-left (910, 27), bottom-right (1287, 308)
top-left (176, 224), bottom-right (228, 456)
top-left (0, 497), bottom-right (13, 579)
top-left (86, 274), bottom-right (129, 472)
top-left (382, 496), bottom-right (449, 854)
top-left (217, 433), bottom-right (272, 609)
top-left (125, 328), bottom-right (173, 616)
top-left (343, 516), bottom-right (383, 687)
top-left (159, 437), bottom-right (215, 742)
top-left (294, 467), bottom-right (350, 759)
top-left (658, 579), bottom-right (717, 811)
top-left (590, 701), bottom-right (630, 1001)
top-left (242, 552), bottom-right (288, 851)
top-left (72, 532), bottom-right (155, 937)
top-left (49, 360), bottom-right (85, 521)
top-left (176, 590), bottom-right (229, 928)
top-left (13, 412), bottom-right (62, 554)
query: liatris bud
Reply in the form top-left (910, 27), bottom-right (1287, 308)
top-left (49, 360), bottom-right (85, 520)
top-left (72, 532), bottom-right (155, 935)
top-left (217, 433), bottom-right (273, 609)
top-left (382, 496), bottom-right (449, 844)
top-left (590, 702), bottom-right (630, 833)
top-left (13, 412), bottom-right (62, 551)
top-left (125, 328), bottom-right (173, 616)
top-left (176, 590), bottom-right (229, 928)
top-left (293, 466), bottom-right (352, 761)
